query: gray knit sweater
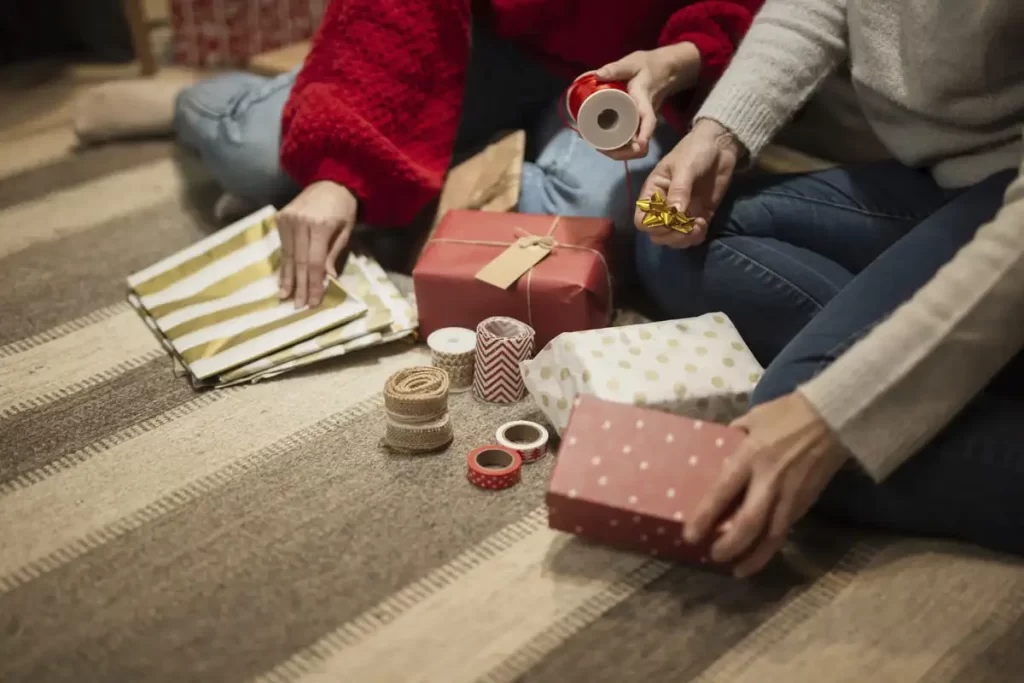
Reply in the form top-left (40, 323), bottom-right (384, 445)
top-left (696, 0), bottom-right (1024, 479)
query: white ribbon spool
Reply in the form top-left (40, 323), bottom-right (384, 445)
top-left (427, 327), bottom-right (477, 392)
top-left (571, 87), bottom-right (640, 152)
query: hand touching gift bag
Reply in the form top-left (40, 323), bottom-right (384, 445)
top-left (521, 313), bottom-right (763, 434)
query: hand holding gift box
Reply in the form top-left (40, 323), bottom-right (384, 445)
top-left (413, 210), bottom-right (614, 349)
top-left (522, 313), bottom-right (764, 434)
top-left (547, 395), bottom-right (745, 566)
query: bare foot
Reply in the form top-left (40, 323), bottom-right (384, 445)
top-left (73, 79), bottom-right (188, 144)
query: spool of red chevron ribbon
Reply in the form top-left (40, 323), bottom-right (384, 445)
top-left (473, 317), bottom-right (535, 403)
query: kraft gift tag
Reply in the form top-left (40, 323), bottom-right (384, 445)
top-left (475, 240), bottom-right (552, 290)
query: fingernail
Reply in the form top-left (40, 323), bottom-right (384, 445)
top-left (278, 288), bottom-right (287, 299)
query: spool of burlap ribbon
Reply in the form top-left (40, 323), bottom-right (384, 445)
top-left (382, 366), bottom-right (454, 453)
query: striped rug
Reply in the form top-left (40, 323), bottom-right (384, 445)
top-left (3, 77), bottom-right (1024, 683)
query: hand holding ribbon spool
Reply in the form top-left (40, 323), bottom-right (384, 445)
top-left (563, 69), bottom-right (702, 235)
top-left (561, 73), bottom-right (645, 219)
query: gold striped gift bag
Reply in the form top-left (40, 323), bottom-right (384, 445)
top-left (214, 252), bottom-right (403, 386)
top-left (235, 254), bottom-right (419, 385)
top-left (125, 207), bottom-right (367, 382)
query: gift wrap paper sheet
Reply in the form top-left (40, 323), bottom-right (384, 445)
top-left (521, 313), bottom-right (764, 433)
top-left (125, 207), bottom-right (384, 384)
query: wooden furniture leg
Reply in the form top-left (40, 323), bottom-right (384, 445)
top-left (122, 0), bottom-right (158, 76)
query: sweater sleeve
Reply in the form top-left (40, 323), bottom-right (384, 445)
top-left (799, 140), bottom-right (1024, 481)
top-left (658, 0), bottom-right (763, 102)
top-left (694, 0), bottom-right (848, 158)
top-left (279, 0), bottom-right (472, 226)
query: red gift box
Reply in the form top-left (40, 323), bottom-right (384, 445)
top-left (413, 210), bottom-right (613, 349)
top-left (547, 395), bottom-right (745, 566)
top-left (170, 0), bottom-right (328, 69)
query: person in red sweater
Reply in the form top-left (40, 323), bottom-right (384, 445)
top-left (76, 1), bottom-right (762, 306)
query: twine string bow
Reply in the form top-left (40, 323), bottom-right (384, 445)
top-left (513, 229), bottom-right (557, 251)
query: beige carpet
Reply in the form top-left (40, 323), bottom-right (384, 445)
top-left (3, 66), bottom-right (1024, 683)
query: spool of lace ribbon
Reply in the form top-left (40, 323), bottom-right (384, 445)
top-left (427, 328), bottom-right (476, 392)
top-left (382, 366), bottom-right (454, 453)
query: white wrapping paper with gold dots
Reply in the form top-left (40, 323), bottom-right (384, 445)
top-left (520, 313), bottom-right (763, 434)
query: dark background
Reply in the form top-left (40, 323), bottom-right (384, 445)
top-left (0, 0), bottom-right (135, 65)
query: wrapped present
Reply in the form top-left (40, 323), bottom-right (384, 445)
top-left (521, 313), bottom-right (763, 434)
top-left (547, 395), bottom-right (744, 566)
top-left (413, 210), bottom-right (613, 349)
top-left (170, 0), bottom-right (328, 69)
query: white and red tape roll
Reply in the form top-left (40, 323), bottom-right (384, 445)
top-left (467, 445), bottom-right (522, 490)
top-left (473, 317), bottom-right (535, 403)
top-left (496, 420), bottom-right (550, 464)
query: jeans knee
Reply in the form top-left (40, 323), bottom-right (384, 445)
top-left (518, 162), bottom-right (612, 218)
top-left (173, 76), bottom-right (296, 206)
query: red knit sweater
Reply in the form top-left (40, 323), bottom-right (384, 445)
top-left (280, 0), bottom-right (763, 226)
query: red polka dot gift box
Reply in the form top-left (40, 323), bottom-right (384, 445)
top-left (547, 395), bottom-right (745, 567)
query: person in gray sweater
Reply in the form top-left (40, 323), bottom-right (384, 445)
top-left (601, 0), bottom-right (1024, 576)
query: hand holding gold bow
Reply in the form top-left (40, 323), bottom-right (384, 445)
top-left (635, 191), bottom-right (696, 234)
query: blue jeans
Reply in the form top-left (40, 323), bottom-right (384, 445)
top-left (637, 161), bottom-right (1024, 555)
top-left (174, 24), bottom-right (670, 269)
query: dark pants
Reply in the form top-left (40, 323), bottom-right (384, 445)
top-left (636, 160), bottom-right (1024, 555)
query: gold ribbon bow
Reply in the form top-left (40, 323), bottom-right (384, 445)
top-left (635, 191), bottom-right (696, 234)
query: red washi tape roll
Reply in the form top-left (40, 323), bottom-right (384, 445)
top-left (467, 445), bottom-right (523, 490)
top-left (496, 420), bottom-right (550, 464)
